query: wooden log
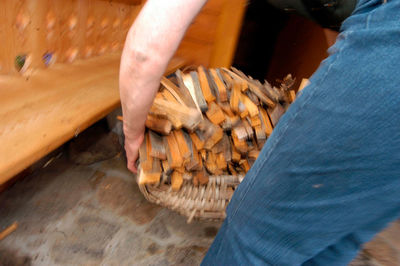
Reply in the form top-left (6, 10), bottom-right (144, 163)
top-left (139, 132), bottom-right (163, 185)
top-left (210, 69), bottom-right (228, 102)
top-left (149, 104), bottom-right (182, 129)
top-left (259, 108), bottom-right (273, 136)
top-left (230, 81), bottom-right (241, 113)
top-left (240, 81), bottom-right (249, 93)
top-left (246, 90), bottom-right (260, 106)
top-left (242, 119), bottom-right (254, 140)
top-left (231, 145), bottom-right (241, 163)
top-left (203, 124), bottom-right (224, 150)
top-left (239, 159), bottom-right (250, 172)
top-left (221, 134), bottom-right (232, 162)
top-left (289, 90), bottom-right (296, 103)
top-left (206, 102), bottom-right (226, 125)
top-left (248, 149), bottom-right (260, 160)
top-left (139, 132), bottom-right (153, 172)
top-left (197, 66), bottom-right (216, 103)
top-left (193, 168), bottom-right (209, 186)
top-left (161, 89), bottom-right (180, 103)
top-left (205, 152), bottom-right (222, 175)
top-left (232, 124), bottom-right (248, 141)
top-left (174, 70), bottom-right (198, 109)
top-left (173, 130), bottom-right (191, 162)
top-left (247, 138), bottom-right (256, 152)
top-left (219, 68), bottom-right (234, 90)
top-left (206, 69), bottom-right (220, 102)
top-left (298, 78), bottom-right (310, 92)
top-left (238, 101), bottom-right (249, 118)
top-left (250, 115), bottom-right (261, 127)
top-left (190, 71), bottom-right (208, 112)
top-left (262, 80), bottom-right (281, 103)
top-left (216, 153), bottom-right (227, 170)
top-left (138, 160), bottom-right (162, 185)
top-left (224, 67), bottom-right (276, 108)
top-left (174, 166), bottom-right (185, 174)
top-left (268, 103), bottom-right (285, 127)
top-left (162, 159), bottom-right (173, 175)
top-left (228, 163), bottom-right (238, 176)
top-left (221, 113), bottom-right (240, 131)
top-left (152, 97), bottom-right (202, 131)
top-left (149, 131), bottom-right (166, 160)
top-left (218, 102), bottom-right (235, 116)
top-left (190, 130), bottom-right (205, 150)
top-left (160, 77), bottom-right (186, 106)
top-left (163, 134), bottom-right (183, 168)
top-left (200, 149), bottom-right (207, 161)
top-left (241, 93), bottom-right (259, 117)
top-left (181, 72), bottom-right (203, 113)
top-left (145, 115), bottom-right (172, 135)
top-left (185, 139), bottom-right (202, 171)
top-left (232, 132), bottom-right (248, 154)
top-left (171, 171), bottom-right (183, 191)
top-left (216, 69), bottom-right (228, 89)
top-left (183, 170), bottom-right (193, 181)
top-left (254, 125), bottom-right (266, 143)
top-left (0, 222), bottom-right (18, 241)
top-left (280, 74), bottom-right (296, 92)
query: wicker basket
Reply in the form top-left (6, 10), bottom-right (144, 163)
top-left (138, 174), bottom-right (244, 223)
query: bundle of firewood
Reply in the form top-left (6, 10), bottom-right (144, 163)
top-left (138, 66), bottom-right (296, 191)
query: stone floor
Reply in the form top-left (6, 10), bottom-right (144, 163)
top-left (0, 154), bottom-right (220, 266)
top-left (0, 131), bottom-right (399, 265)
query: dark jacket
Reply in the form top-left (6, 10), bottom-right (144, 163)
top-left (267, 0), bottom-right (357, 30)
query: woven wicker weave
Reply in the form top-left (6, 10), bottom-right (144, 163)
top-left (138, 174), bottom-right (244, 223)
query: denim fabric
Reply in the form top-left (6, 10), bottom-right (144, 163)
top-left (202, 0), bottom-right (400, 265)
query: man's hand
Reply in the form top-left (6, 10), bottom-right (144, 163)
top-left (123, 129), bottom-right (144, 173)
top-left (119, 0), bottom-right (207, 174)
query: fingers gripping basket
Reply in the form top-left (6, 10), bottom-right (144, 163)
top-left (136, 66), bottom-right (296, 222)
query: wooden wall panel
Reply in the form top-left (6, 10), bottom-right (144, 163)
top-left (209, 0), bottom-right (247, 67)
top-left (176, 39), bottom-right (213, 66)
top-left (185, 12), bottom-right (219, 44)
top-left (26, 0), bottom-right (49, 69)
top-left (0, 0), bottom-right (30, 74)
top-left (202, 0), bottom-right (225, 15)
top-left (176, 0), bottom-right (246, 68)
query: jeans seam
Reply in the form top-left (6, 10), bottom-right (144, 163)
top-left (227, 37), bottom-right (347, 224)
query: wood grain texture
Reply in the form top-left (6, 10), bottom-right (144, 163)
top-left (175, 0), bottom-right (246, 67)
top-left (0, 54), bottom-right (185, 185)
top-left (209, 0), bottom-right (246, 67)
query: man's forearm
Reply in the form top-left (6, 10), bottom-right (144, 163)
top-left (119, 0), bottom-right (207, 171)
top-left (120, 0), bottom-right (207, 139)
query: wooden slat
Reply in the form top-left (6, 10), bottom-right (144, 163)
top-left (259, 108), bottom-right (274, 136)
top-left (206, 102), bottom-right (225, 125)
top-left (145, 115), bottom-right (172, 135)
top-left (171, 171), bottom-right (183, 191)
top-left (149, 131), bottom-right (166, 160)
top-left (189, 71), bottom-right (208, 112)
top-left (197, 66), bottom-right (216, 103)
top-left (0, 54), bottom-right (185, 185)
top-left (151, 98), bottom-right (201, 131)
top-left (173, 130), bottom-right (191, 162)
top-left (164, 133), bottom-right (183, 169)
top-left (209, 68), bottom-right (228, 102)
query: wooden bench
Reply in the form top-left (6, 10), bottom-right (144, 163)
top-left (0, 0), bottom-right (246, 184)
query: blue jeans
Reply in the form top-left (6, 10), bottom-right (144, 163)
top-left (202, 0), bottom-right (400, 265)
